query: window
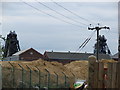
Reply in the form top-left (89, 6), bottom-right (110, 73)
top-left (30, 52), bottom-right (33, 55)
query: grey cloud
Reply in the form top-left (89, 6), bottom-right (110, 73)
top-left (2, 2), bottom-right (118, 55)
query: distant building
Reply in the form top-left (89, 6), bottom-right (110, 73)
top-left (44, 51), bottom-right (111, 64)
top-left (111, 53), bottom-right (118, 60)
top-left (3, 48), bottom-right (43, 61)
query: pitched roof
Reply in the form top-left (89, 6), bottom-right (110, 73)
top-left (13, 48), bottom-right (41, 56)
top-left (13, 48), bottom-right (30, 56)
top-left (111, 53), bottom-right (118, 59)
top-left (44, 51), bottom-right (111, 60)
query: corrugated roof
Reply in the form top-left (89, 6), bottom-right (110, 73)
top-left (44, 51), bottom-right (111, 60)
top-left (111, 53), bottom-right (118, 59)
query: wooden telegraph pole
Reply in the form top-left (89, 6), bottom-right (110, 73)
top-left (118, 1), bottom-right (120, 61)
top-left (88, 24), bottom-right (110, 60)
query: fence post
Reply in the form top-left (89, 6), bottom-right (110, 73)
top-left (18, 64), bottom-right (24, 88)
top-left (66, 76), bottom-right (69, 88)
top-left (62, 72), bottom-right (67, 88)
top-left (98, 62), bottom-right (104, 88)
top-left (116, 62), bottom-right (120, 88)
top-left (26, 65), bottom-right (32, 88)
top-left (0, 64), bottom-right (2, 90)
top-left (54, 72), bottom-right (58, 88)
top-left (71, 72), bottom-right (75, 84)
top-left (71, 72), bottom-right (75, 79)
top-left (9, 62), bottom-right (15, 88)
top-left (88, 55), bottom-right (98, 88)
top-left (111, 62), bottom-right (117, 88)
top-left (35, 66), bottom-right (41, 89)
top-left (45, 69), bottom-right (50, 88)
top-left (106, 63), bottom-right (113, 88)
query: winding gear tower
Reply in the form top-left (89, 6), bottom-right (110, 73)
top-left (3, 31), bottom-right (20, 58)
top-left (94, 35), bottom-right (111, 55)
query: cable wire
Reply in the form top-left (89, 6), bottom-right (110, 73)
top-left (76, 30), bottom-right (96, 52)
top-left (21, 0), bottom-right (85, 28)
top-left (51, 0), bottom-right (96, 25)
top-left (36, 0), bottom-right (88, 26)
top-left (69, 30), bottom-right (96, 60)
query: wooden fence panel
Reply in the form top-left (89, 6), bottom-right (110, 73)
top-left (115, 62), bottom-right (119, 88)
top-left (111, 62), bottom-right (117, 88)
top-left (117, 62), bottom-right (120, 88)
top-left (116, 64), bottom-right (118, 88)
top-left (103, 67), bottom-right (108, 88)
top-left (0, 64), bottom-right (2, 90)
top-left (98, 62), bottom-right (104, 88)
top-left (88, 58), bottom-right (120, 89)
top-left (106, 63), bottom-right (113, 89)
top-left (93, 62), bottom-right (99, 88)
top-left (88, 56), bottom-right (98, 88)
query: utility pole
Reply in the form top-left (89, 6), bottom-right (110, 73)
top-left (118, 31), bottom-right (120, 61)
top-left (88, 24), bottom-right (110, 60)
top-left (118, 1), bottom-right (120, 61)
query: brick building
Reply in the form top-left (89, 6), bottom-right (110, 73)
top-left (4, 48), bottom-right (43, 61)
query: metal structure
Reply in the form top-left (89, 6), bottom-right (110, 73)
top-left (88, 24), bottom-right (110, 60)
top-left (26, 65), bottom-right (32, 88)
top-left (2, 63), bottom-right (73, 89)
top-left (35, 66), bottom-right (41, 88)
top-left (8, 62), bottom-right (15, 87)
top-left (18, 64), bottom-right (24, 88)
top-left (94, 35), bottom-right (111, 55)
top-left (45, 69), bottom-right (50, 88)
top-left (0, 35), bottom-right (6, 41)
top-left (3, 31), bottom-right (20, 58)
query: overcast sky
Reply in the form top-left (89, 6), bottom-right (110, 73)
top-left (1, 1), bottom-right (118, 55)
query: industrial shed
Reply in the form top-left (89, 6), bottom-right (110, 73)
top-left (111, 53), bottom-right (118, 60)
top-left (44, 51), bottom-right (111, 64)
top-left (3, 48), bottom-right (43, 61)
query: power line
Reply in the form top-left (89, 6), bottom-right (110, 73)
top-left (36, 0), bottom-right (88, 26)
top-left (51, 0), bottom-right (96, 25)
top-left (21, 0), bottom-right (85, 28)
top-left (69, 30), bottom-right (96, 60)
top-left (77, 30), bottom-right (96, 52)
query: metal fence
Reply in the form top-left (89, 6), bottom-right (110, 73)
top-left (2, 62), bottom-right (75, 89)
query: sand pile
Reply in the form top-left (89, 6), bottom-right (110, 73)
top-left (64, 59), bottom-right (117, 80)
top-left (1, 59), bottom-right (116, 88)
top-left (1, 59), bottom-right (116, 77)
top-left (1, 59), bottom-right (75, 88)
top-left (64, 60), bottom-right (88, 80)
top-left (1, 59), bottom-right (74, 76)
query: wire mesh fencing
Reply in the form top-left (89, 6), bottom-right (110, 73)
top-left (2, 62), bottom-right (75, 89)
